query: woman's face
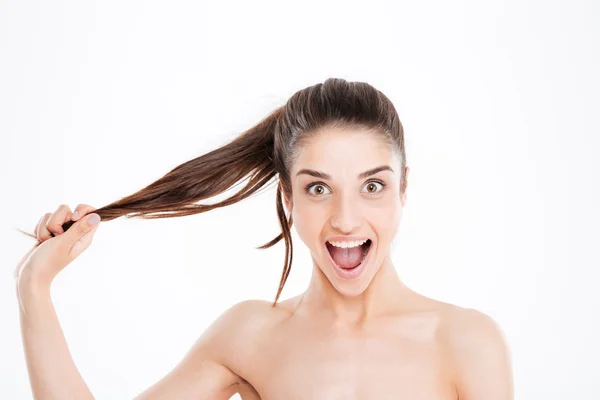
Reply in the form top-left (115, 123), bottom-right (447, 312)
top-left (285, 126), bottom-right (408, 296)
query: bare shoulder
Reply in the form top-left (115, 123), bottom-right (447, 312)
top-left (437, 304), bottom-right (514, 399)
top-left (206, 298), bottom-right (289, 363)
top-left (133, 299), bottom-right (278, 400)
top-left (201, 298), bottom-right (283, 361)
top-left (210, 298), bottom-right (278, 333)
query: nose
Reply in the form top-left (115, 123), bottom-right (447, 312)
top-left (329, 194), bottom-right (362, 233)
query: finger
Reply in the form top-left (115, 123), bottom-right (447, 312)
top-left (65, 212), bottom-right (101, 245)
top-left (70, 204), bottom-right (97, 222)
top-left (47, 204), bottom-right (72, 237)
top-left (37, 213), bottom-right (53, 242)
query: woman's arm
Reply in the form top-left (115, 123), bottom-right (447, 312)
top-left (17, 277), bottom-right (252, 400)
top-left (15, 204), bottom-right (250, 399)
top-left (18, 278), bottom-right (95, 400)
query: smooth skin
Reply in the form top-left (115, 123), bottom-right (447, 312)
top-left (15, 128), bottom-right (514, 399)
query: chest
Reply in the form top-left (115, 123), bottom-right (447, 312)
top-left (238, 318), bottom-right (456, 400)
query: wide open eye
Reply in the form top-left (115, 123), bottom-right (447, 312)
top-left (362, 180), bottom-right (386, 195)
top-left (305, 182), bottom-right (331, 196)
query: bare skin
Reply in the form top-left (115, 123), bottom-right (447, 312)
top-left (130, 283), bottom-right (512, 399)
top-left (135, 128), bottom-right (513, 399)
top-left (16, 127), bottom-right (513, 399)
top-left (223, 293), bottom-right (468, 399)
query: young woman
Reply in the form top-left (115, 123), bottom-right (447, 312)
top-left (15, 78), bottom-right (514, 399)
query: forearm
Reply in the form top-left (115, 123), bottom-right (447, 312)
top-left (18, 280), bottom-right (95, 400)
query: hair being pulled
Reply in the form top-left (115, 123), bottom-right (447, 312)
top-left (19, 77), bottom-right (407, 306)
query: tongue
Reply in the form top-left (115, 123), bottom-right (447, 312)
top-left (328, 244), bottom-right (365, 269)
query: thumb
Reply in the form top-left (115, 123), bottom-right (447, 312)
top-left (65, 213), bottom-right (101, 258)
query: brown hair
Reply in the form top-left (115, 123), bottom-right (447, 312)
top-left (19, 77), bottom-right (407, 306)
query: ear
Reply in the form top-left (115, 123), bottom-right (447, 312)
top-left (281, 182), bottom-right (293, 216)
top-left (401, 166), bottom-right (410, 206)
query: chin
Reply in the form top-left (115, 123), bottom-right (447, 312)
top-left (332, 282), bottom-right (371, 297)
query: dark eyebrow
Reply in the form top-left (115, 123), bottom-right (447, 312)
top-left (295, 165), bottom-right (394, 180)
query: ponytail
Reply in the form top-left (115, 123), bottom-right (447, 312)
top-left (19, 105), bottom-right (294, 305)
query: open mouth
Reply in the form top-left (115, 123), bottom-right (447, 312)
top-left (325, 239), bottom-right (372, 270)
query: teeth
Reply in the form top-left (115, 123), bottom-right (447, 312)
top-left (328, 239), bottom-right (368, 248)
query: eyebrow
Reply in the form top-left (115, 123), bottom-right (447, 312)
top-left (295, 165), bottom-right (394, 180)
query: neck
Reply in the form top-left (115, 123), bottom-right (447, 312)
top-left (299, 251), bottom-right (409, 329)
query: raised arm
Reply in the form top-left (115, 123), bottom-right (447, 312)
top-left (15, 204), bottom-right (255, 399)
top-left (17, 276), bottom-right (250, 400)
top-left (18, 277), bottom-right (96, 399)
top-left (15, 205), bottom-right (102, 399)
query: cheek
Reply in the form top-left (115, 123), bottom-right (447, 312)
top-left (291, 202), bottom-right (327, 241)
top-left (370, 198), bottom-right (402, 238)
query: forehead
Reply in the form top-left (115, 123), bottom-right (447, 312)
top-left (292, 127), bottom-right (395, 176)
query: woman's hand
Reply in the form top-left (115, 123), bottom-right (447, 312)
top-left (14, 204), bottom-right (101, 399)
top-left (14, 204), bottom-right (101, 292)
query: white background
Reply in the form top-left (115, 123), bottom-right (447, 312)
top-left (1, 0), bottom-right (599, 398)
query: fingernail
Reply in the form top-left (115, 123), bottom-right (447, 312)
top-left (88, 214), bottom-right (100, 225)
top-left (71, 211), bottom-right (79, 220)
